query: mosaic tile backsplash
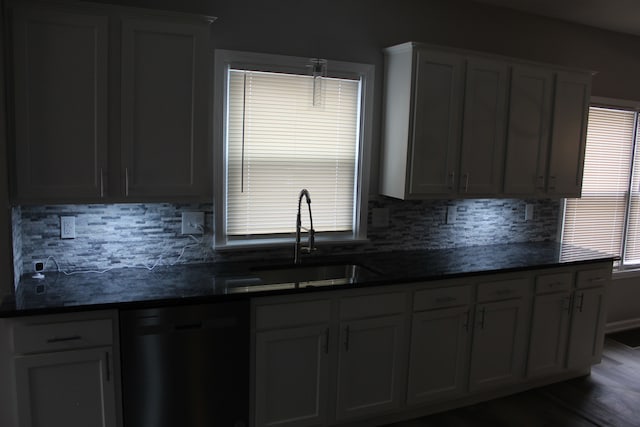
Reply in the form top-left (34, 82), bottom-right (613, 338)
top-left (12, 198), bottom-right (560, 283)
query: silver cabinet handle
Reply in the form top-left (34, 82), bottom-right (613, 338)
top-left (100, 168), bottom-right (104, 198)
top-left (47, 335), bottom-right (82, 344)
top-left (105, 351), bottom-right (111, 381)
top-left (576, 293), bottom-right (585, 313)
top-left (125, 168), bottom-right (130, 197)
top-left (464, 173), bottom-right (469, 192)
top-left (478, 307), bottom-right (486, 329)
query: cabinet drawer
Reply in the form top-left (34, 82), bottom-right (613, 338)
top-left (576, 268), bottom-right (610, 289)
top-left (413, 285), bottom-right (472, 311)
top-left (13, 318), bottom-right (113, 354)
top-left (340, 292), bottom-right (406, 320)
top-left (535, 272), bottom-right (572, 294)
top-left (255, 299), bottom-right (331, 330)
top-left (477, 277), bottom-right (529, 302)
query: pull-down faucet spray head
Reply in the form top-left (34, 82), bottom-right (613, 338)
top-left (295, 189), bottom-right (315, 264)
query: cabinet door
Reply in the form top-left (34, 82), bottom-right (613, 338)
top-left (12, 7), bottom-right (108, 201)
top-left (336, 315), bottom-right (406, 421)
top-left (409, 49), bottom-right (464, 196)
top-left (504, 66), bottom-right (553, 195)
top-left (469, 298), bottom-right (529, 391)
top-left (407, 306), bottom-right (470, 405)
top-left (567, 287), bottom-right (607, 370)
top-left (121, 18), bottom-right (210, 199)
top-left (527, 292), bottom-right (571, 378)
top-left (547, 71), bottom-right (591, 197)
top-left (255, 325), bottom-right (329, 427)
top-left (14, 347), bottom-right (116, 427)
top-left (459, 58), bottom-right (508, 195)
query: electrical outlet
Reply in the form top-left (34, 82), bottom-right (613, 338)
top-left (525, 204), bottom-right (534, 221)
top-left (61, 216), bottom-right (76, 239)
top-left (446, 206), bottom-right (456, 224)
top-left (182, 212), bottom-right (204, 234)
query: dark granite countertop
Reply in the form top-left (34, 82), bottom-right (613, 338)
top-left (0, 242), bottom-right (617, 317)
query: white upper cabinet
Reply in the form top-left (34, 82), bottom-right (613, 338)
top-left (503, 65), bottom-right (553, 195)
top-left (408, 49), bottom-right (464, 197)
top-left (120, 18), bottom-right (211, 198)
top-left (12, 7), bottom-right (108, 201)
top-left (547, 71), bottom-right (591, 197)
top-left (11, 4), bottom-right (213, 203)
top-left (459, 58), bottom-right (508, 195)
top-left (380, 42), bottom-right (592, 200)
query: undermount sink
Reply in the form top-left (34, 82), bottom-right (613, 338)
top-left (252, 263), bottom-right (379, 287)
top-left (217, 262), bottom-right (382, 294)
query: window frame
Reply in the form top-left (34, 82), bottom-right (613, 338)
top-left (213, 49), bottom-right (374, 249)
top-left (560, 96), bottom-right (640, 272)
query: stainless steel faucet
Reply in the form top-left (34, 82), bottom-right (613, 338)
top-left (294, 189), bottom-right (315, 264)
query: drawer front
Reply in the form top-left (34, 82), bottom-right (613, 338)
top-left (340, 292), bottom-right (406, 320)
top-left (477, 277), bottom-right (529, 302)
top-left (13, 318), bottom-right (113, 354)
top-left (535, 272), bottom-right (572, 294)
top-left (413, 285), bottom-right (472, 311)
top-left (255, 299), bottom-right (331, 330)
top-left (576, 268), bottom-right (610, 289)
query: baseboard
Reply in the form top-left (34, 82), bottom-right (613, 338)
top-left (606, 318), bottom-right (640, 333)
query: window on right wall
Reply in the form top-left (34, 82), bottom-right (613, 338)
top-left (561, 103), bottom-right (640, 269)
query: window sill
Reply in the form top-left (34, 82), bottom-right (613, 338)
top-left (612, 268), bottom-right (640, 280)
top-left (214, 236), bottom-right (369, 252)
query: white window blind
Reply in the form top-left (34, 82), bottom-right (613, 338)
top-left (562, 107), bottom-right (635, 263)
top-left (226, 69), bottom-right (361, 237)
top-left (624, 118), bottom-right (640, 263)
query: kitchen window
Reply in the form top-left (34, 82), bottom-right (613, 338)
top-left (561, 101), bottom-right (640, 269)
top-left (213, 50), bottom-right (374, 248)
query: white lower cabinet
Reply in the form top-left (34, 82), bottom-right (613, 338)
top-left (335, 315), bottom-right (406, 421)
top-left (254, 325), bottom-right (330, 427)
top-left (468, 296), bottom-right (530, 392)
top-left (566, 286), bottom-right (607, 369)
top-left (8, 311), bottom-right (120, 427)
top-left (14, 348), bottom-right (117, 427)
top-left (527, 271), bottom-right (573, 377)
top-left (527, 291), bottom-right (572, 377)
top-left (407, 305), bottom-right (470, 404)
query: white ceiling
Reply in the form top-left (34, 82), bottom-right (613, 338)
top-left (473, 0), bottom-right (640, 37)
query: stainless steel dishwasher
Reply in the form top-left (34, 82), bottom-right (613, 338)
top-left (120, 300), bottom-right (249, 427)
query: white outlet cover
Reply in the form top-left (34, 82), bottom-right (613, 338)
top-left (60, 216), bottom-right (76, 239)
top-left (446, 206), bottom-right (456, 224)
top-left (182, 212), bottom-right (204, 234)
top-left (525, 204), bottom-right (534, 221)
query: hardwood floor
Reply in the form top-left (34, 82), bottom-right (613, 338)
top-left (386, 338), bottom-right (640, 427)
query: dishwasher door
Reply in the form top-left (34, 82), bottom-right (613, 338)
top-left (120, 300), bottom-right (249, 427)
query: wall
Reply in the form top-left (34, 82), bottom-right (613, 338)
top-left (15, 198), bottom-right (559, 275)
top-left (11, 207), bottom-right (20, 287)
top-left (0, 0), bottom-right (13, 300)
